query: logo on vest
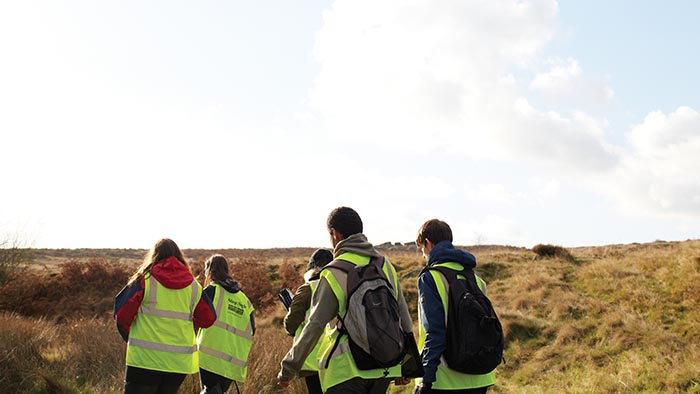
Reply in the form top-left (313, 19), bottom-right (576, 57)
top-left (227, 298), bottom-right (246, 315)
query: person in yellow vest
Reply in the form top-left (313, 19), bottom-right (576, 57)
top-left (283, 248), bottom-right (334, 394)
top-left (278, 206), bottom-right (414, 393)
top-left (197, 254), bottom-right (255, 394)
top-left (114, 238), bottom-right (217, 394)
top-left (413, 219), bottom-right (496, 394)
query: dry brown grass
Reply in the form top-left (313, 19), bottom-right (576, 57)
top-left (0, 313), bottom-right (125, 393)
top-left (2, 242), bottom-right (700, 393)
top-left (490, 240), bottom-right (700, 394)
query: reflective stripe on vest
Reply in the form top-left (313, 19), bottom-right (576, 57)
top-left (197, 283), bottom-right (254, 382)
top-left (213, 320), bottom-right (254, 340)
top-left (129, 338), bottom-right (197, 354)
top-left (126, 274), bottom-right (201, 374)
top-left (317, 252), bottom-right (402, 391)
top-left (321, 337), bottom-right (351, 363)
top-left (139, 276), bottom-right (199, 320)
top-left (199, 345), bottom-right (247, 367)
top-left (416, 262), bottom-right (496, 390)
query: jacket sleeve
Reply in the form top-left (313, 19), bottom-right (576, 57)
top-left (113, 278), bottom-right (145, 342)
top-left (279, 276), bottom-right (338, 379)
top-left (193, 286), bottom-right (217, 330)
top-left (418, 271), bottom-right (447, 385)
top-left (283, 283), bottom-right (311, 337)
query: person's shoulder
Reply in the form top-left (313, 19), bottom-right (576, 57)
top-left (417, 267), bottom-right (439, 287)
top-left (202, 284), bottom-right (217, 298)
top-left (320, 264), bottom-right (346, 277)
top-left (293, 282), bottom-right (312, 297)
top-left (381, 255), bottom-right (397, 268)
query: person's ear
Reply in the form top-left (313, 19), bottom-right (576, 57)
top-left (329, 227), bottom-right (343, 246)
top-left (426, 239), bottom-right (436, 249)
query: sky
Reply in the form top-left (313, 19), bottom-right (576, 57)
top-left (2, 1), bottom-right (699, 250)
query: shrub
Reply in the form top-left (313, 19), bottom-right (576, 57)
top-left (278, 260), bottom-right (303, 291)
top-left (0, 258), bottom-right (130, 318)
top-left (0, 242), bottom-right (32, 284)
top-left (532, 244), bottom-right (574, 261)
top-left (231, 258), bottom-right (276, 310)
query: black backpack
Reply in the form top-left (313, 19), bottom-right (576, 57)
top-left (324, 256), bottom-right (406, 371)
top-left (427, 265), bottom-right (504, 374)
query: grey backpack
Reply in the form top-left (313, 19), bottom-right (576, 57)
top-left (323, 256), bottom-right (406, 371)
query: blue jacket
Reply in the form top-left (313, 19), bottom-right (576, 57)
top-left (417, 240), bottom-right (476, 384)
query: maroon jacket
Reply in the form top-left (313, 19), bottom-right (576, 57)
top-left (114, 256), bottom-right (216, 341)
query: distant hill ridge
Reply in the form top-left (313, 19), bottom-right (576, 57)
top-left (28, 242), bottom-right (531, 260)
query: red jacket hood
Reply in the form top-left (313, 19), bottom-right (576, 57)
top-left (150, 256), bottom-right (196, 289)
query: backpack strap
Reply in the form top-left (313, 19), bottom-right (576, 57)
top-left (426, 264), bottom-right (482, 295)
top-left (324, 258), bottom-right (354, 273)
top-left (320, 255), bottom-right (387, 369)
top-left (320, 259), bottom-right (350, 369)
top-left (325, 256), bottom-right (388, 296)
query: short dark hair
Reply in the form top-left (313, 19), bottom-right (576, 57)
top-left (416, 219), bottom-right (452, 246)
top-left (327, 207), bottom-right (363, 238)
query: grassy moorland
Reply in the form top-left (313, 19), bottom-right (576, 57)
top-left (1, 241), bottom-right (699, 393)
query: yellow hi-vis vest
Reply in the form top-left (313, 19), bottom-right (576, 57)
top-left (416, 262), bottom-right (496, 390)
top-left (296, 280), bottom-right (327, 373)
top-left (317, 252), bottom-right (402, 391)
top-left (126, 274), bottom-right (202, 374)
top-left (197, 283), bottom-right (254, 382)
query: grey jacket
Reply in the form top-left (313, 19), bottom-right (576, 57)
top-left (278, 233), bottom-right (414, 380)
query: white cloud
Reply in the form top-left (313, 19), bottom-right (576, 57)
top-left (605, 106), bottom-right (700, 218)
top-left (311, 0), bottom-right (558, 149)
top-left (529, 177), bottom-right (561, 199)
top-left (462, 178), bottom-right (560, 208)
top-left (530, 56), bottom-right (614, 103)
top-left (451, 215), bottom-right (529, 247)
top-left (310, 0), bottom-right (617, 173)
top-left (465, 184), bottom-right (518, 205)
top-left (509, 98), bottom-right (618, 171)
top-left (626, 106), bottom-right (700, 156)
top-left (531, 56), bottom-right (583, 89)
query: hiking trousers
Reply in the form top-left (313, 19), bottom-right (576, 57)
top-left (123, 366), bottom-right (186, 394)
top-left (324, 377), bottom-right (392, 394)
top-left (199, 368), bottom-right (233, 394)
top-left (304, 373), bottom-right (323, 394)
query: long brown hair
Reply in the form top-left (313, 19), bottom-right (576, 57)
top-left (204, 254), bottom-right (233, 286)
top-left (128, 238), bottom-right (188, 286)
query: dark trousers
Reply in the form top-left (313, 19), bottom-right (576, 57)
top-left (124, 366), bottom-right (186, 394)
top-left (199, 368), bottom-right (234, 394)
top-left (324, 377), bottom-right (392, 394)
top-left (304, 373), bottom-right (323, 394)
